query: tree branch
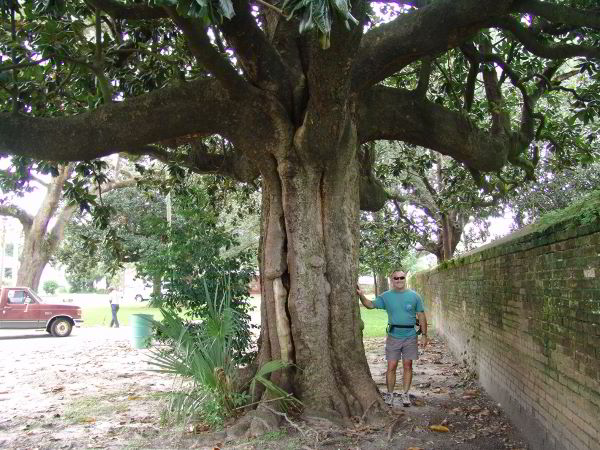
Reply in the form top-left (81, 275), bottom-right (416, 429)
top-left (0, 79), bottom-right (272, 162)
top-left (492, 17), bottom-right (600, 59)
top-left (358, 86), bottom-right (511, 172)
top-left (514, 0), bottom-right (600, 30)
top-left (414, 57), bottom-right (432, 97)
top-left (0, 204), bottom-right (34, 230)
top-left (164, 7), bottom-right (250, 94)
top-left (219, 0), bottom-right (292, 109)
top-left (0, 58), bottom-right (50, 73)
top-left (352, 0), bottom-right (514, 92)
top-left (144, 141), bottom-right (260, 183)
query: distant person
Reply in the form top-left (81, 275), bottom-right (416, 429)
top-left (356, 269), bottom-right (428, 408)
top-left (108, 287), bottom-right (120, 328)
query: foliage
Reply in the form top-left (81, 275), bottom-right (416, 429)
top-left (42, 280), bottom-right (59, 295)
top-left (148, 281), bottom-right (296, 426)
top-left (505, 159), bottom-right (600, 229)
top-left (532, 189), bottom-right (600, 234)
top-left (359, 208), bottom-right (414, 277)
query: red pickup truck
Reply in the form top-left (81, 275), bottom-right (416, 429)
top-left (0, 287), bottom-right (83, 337)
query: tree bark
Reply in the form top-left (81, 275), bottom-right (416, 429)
top-left (254, 115), bottom-right (386, 423)
top-left (376, 273), bottom-right (389, 296)
top-left (16, 166), bottom-right (72, 290)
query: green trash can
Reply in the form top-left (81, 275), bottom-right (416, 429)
top-left (130, 314), bottom-right (154, 349)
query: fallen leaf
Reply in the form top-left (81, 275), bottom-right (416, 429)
top-left (80, 417), bottom-right (96, 424)
top-left (464, 389), bottom-right (479, 396)
top-left (51, 386), bottom-right (65, 393)
top-left (407, 448), bottom-right (425, 450)
top-left (127, 396), bottom-right (142, 400)
top-left (412, 399), bottom-right (425, 406)
top-left (429, 425), bottom-right (450, 432)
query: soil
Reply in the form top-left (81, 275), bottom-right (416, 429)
top-left (0, 327), bottom-right (529, 449)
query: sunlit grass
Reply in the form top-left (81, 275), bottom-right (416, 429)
top-left (360, 307), bottom-right (388, 338)
top-left (82, 305), bottom-right (163, 327)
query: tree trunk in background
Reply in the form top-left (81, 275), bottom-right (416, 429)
top-left (16, 166), bottom-right (72, 290)
top-left (376, 273), bottom-right (389, 296)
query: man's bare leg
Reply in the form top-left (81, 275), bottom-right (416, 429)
top-left (403, 359), bottom-right (413, 392)
top-left (401, 359), bottom-right (413, 406)
top-left (387, 360), bottom-right (399, 394)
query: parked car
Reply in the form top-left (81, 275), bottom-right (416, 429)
top-left (0, 287), bottom-right (83, 337)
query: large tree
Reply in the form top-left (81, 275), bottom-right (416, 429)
top-left (0, 159), bottom-right (135, 289)
top-left (1, 0), bottom-right (599, 426)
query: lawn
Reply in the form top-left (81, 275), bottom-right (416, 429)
top-left (81, 298), bottom-right (407, 338)
top-left (360, 307), bottom-right (388, 338)
top-left (82, 305), bottom-right (163, 327)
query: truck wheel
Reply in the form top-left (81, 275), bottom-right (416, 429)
top-left (51, 318), bottom-right (73, 337)
top-left (135, 294), bottom-right (143, 302)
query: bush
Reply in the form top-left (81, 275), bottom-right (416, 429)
top-left (43, 280), bottom-right (59, 295)
top-left (148, 279), bottom-right (297, 427)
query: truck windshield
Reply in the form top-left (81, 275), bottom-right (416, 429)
top-left (28, 290), bottom-right (45, 304)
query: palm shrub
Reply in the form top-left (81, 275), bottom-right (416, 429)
top-left (149, 279), bottom-right (296, 426)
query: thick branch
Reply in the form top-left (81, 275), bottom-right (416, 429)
top-left (145, 142), bottom-right (260, 183)
top-left (493, 17), bottom-right (600, 59)
top-left (358, 86), bottom-right (511, 172)
top-left (514, 0), bottom-right (600, 30)
top-left (0, 79), bottom-right (270, 161)
top-left (352, 0), bottom-right (515, 92)
top-left (0, 205), bottom-right (33, 230)
top-left (164, 8), bottom-right (249, 93)
top-left (219, 0), bottom-right (292, 109)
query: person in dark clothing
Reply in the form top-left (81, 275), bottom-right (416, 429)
top-left (108, 287), bottom-right (120, 328)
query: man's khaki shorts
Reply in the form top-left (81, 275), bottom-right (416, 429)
top-left (385, 335), bottom-right (419, 361)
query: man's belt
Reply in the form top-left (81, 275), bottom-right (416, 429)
top-left (387, 321), bottom-right (422, 335)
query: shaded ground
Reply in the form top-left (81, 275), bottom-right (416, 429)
top-left (0, 328), bottom-right (528, 449)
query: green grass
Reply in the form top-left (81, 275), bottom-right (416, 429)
top-left (82, 305), bottom-right (163, 327)
top-left (360, 307), bottom-right (388, 338)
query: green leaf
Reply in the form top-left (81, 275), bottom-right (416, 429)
top-left (218, 0), bottom-right (235, 19)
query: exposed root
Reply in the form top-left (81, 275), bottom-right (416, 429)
top-left (386, 415), bottom-right (405, 441)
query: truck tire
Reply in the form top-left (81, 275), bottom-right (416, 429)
top-left (135, 294), bottom-right (143, 302)
top-left (51, 318), bottom-right (73, 337)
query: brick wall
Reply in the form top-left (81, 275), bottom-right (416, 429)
top-left (411, 222), bottom-right (600, 450)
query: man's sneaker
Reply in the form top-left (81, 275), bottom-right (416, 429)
top-left (401, 392), bottom-right (411, 407)
top-left (384, 393), bottom-right (393, 407)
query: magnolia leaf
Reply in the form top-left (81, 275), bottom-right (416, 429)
top-left (218, 0), bottom-right (235, 19)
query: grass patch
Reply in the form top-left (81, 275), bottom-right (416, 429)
top-left (82, 305), bottom-right (163, 327)
top-left (360, 307), bottom-right (388, 338)
top-left (63, 395), bottom-right (129, 423)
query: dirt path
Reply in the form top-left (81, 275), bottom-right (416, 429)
top-left (0, 328), bottom-right (528, 449)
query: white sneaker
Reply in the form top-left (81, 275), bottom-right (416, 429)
top-left (401, 392), bottom-right (411, 407)
top-left (384, 393), bottom-right (393, 406)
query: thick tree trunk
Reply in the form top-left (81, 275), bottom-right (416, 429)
top-left (255, 118), bottom-right (385, 424)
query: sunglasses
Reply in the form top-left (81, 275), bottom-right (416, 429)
top-left (393, 276), bottom-right (406, 280)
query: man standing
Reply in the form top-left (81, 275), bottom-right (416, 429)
top-left (108, 287), bottom-right (120, 328)
top-left (357, 269), bottom-right (428, 407)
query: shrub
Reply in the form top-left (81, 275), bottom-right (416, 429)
top-left (43, 280), bottom-right (59, 295)
top-left (148, 278), bottom-right (297, 427)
